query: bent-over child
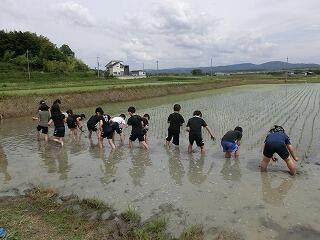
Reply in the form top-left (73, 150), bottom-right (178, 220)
top-left (221, 126), bottom-right (243, 158)
top-left (260, 125), bottom-right (299, 175)
top-left (127, 106), bottom-right (149, 150)
top-left (48, 104), bottom-right (66, 146)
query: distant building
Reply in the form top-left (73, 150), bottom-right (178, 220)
top-left (105, 60), bottom-right (129, 77)
top-left (131, 70), bottom-right (146, 77)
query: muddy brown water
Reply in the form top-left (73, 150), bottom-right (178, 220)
top-left (1, 84), bottom-right (320, 239)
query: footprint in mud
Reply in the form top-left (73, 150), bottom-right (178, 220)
top-left (259, 217), bottom-right (320, 240)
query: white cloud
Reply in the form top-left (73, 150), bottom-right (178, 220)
top-left (52, 1), bottom-right (95, 28)
top-left (0, 0), bottom-right (319, 68)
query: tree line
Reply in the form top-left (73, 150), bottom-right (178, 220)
top-left (0, 30), bottom-right (89, 73)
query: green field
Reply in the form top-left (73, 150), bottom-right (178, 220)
top-left (1, 62), bottom-right (319, 96)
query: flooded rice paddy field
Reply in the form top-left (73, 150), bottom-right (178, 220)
top-left (1, 84), bottom-right (320, 239)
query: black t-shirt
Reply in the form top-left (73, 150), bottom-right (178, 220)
top-left (87, 115), bottom-right (104, 127)
top-left (127, 115), bottom-right (143, 133)
top-left (221, 130), bottom-right (242, 143)
top-left (67, 114), bottom-right (77, 128)
top-left (142, 117), bottom-right (149, 127)
top-left (265, 132), bottom-right (290, 145)
top-left (186, 116), bottom-right (207, 135)
top-left (51, 113), bottom-right (65, 127)
top-left (168, 112), bottom-right (185, 133)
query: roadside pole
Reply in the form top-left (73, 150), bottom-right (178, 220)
top-left (26, 49), bottom-right (30, 80)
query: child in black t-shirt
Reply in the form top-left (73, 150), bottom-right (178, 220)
top-left (100, 113), bottom-right (116, 149)
top-left (66, 109), bottom-right (86, 139)
top-left (166, 104), bottom-right (185, 146)
top-left (48, 104), bottom-right (66, 146)
top-left (142, 113), bottom-right (150, 143)
top-left (87, 107), bottom-right (104, 140)
top-left (186, 110), bottom-right (215, 154)
top-left (127, 106), bottom-right (149, 150)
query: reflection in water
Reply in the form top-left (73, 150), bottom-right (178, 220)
top-left (261, 173), bottom-right (294, 207)
top-left (38, 143), bottom-right (69, 180)
top-left (166, 147), bottom-right (185, 185)
top-left (69, 133), bottom-right (87, 155)
top-left (220, 159), bottom-right (242, 181)
top-left (100, 149), bottom-right (123, 184)
top-left (188, 155), bottom-right (213, 185)
top-left (0, 145), bottom-right (11, 182)
top-left (129, 149), bottom-right (151, 186)
top-left (88, 139), bottom-right (105, 161)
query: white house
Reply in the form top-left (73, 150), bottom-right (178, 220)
top-left (105, 60), bottom-right (129, 76)
top-left (131, 70), bottom-right (146, 77)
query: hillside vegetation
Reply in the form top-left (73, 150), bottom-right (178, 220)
top-left (0, 30), bottom-right (89, 73)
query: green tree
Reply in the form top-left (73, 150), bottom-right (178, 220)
top-left (60, 44), bottom-right (75, 57)
top-left (191, 69), bottom-right (203, 76)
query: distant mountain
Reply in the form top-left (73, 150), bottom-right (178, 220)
top-left (146, 61), bottom-right (320, 74)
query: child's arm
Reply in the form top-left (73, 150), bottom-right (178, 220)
top-left (205, 126), bottom-right (215, 140)
top-left (48, 119), bottom-right (53, 127)
top-left (287, 144), bottom-right (299, 161)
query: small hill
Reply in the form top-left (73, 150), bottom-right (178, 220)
top-left (0, 30), bottom-right (89, 73)
top-left (146, 61), bottom-right (320, 74)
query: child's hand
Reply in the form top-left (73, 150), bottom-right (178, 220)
top-left (294, 156), bottom-right (299, 161)
top-left (272, 156), bottom-right (278, 162)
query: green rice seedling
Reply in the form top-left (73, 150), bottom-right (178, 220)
top-left (179, 225), bottom-right (204, 240)
top-left (123, 205), bottom-right (141, 223)
top-left (80, 198), bottom-right (106, 210)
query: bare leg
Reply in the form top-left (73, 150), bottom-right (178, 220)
top-left (200, 146), bottom-right (205, 154)
top-left (36, 130), bottom-right (40, 141)
top-left (234, 148), bottom-right (240, 158)
top-left (44, 134), bottom-right (48, 142)
top-left (108, 139), bottom-right (116, 149)
top-left (188, 144), bottom-right (193, 154)
top-left (284, 157), bottom-right (296, 175)
top-left (129, 140), bottom-right (133, 148)
top-left (260, 155), bottom-right (271, 172)
top-left (120, 133), bottom-right (125, 144)
top-left (88, 130), bottom-right (92, 139)
top-left (140, 141), bottom-right (149, 150)
top-left (225, 152), bottom-right (232, 158)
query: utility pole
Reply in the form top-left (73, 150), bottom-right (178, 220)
top-left (142, 62), bottom-right (144, 71)
top-left (285, 56), bottom-right (288, 83)
top-left (97, 56), bottom-right (100, 78)
top-left (156, 60), bottom-right (159, 77)
top-left (26, 49), bottom-right (30, 80)
top-left (210, 57), bottom-right (213, 77)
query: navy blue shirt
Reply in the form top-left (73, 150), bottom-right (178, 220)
top-left (265, 132), bottom-right (291, 145)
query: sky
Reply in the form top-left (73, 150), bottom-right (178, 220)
top-left (1, 0), bottom-right (320, 69)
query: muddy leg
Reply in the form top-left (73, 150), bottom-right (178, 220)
top-left (260, 155), bottom-right (271, 172)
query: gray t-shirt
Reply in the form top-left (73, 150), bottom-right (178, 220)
top-left (38, 111), bottom-right (50, 127)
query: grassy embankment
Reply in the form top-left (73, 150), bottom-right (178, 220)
top-left (1, 62), bottom-right (319, 118)
top-left (0, 187), bottom-right (206, 240)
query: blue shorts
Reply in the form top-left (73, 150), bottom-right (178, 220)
top-left (221, 140), bottom-right (238, 153)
